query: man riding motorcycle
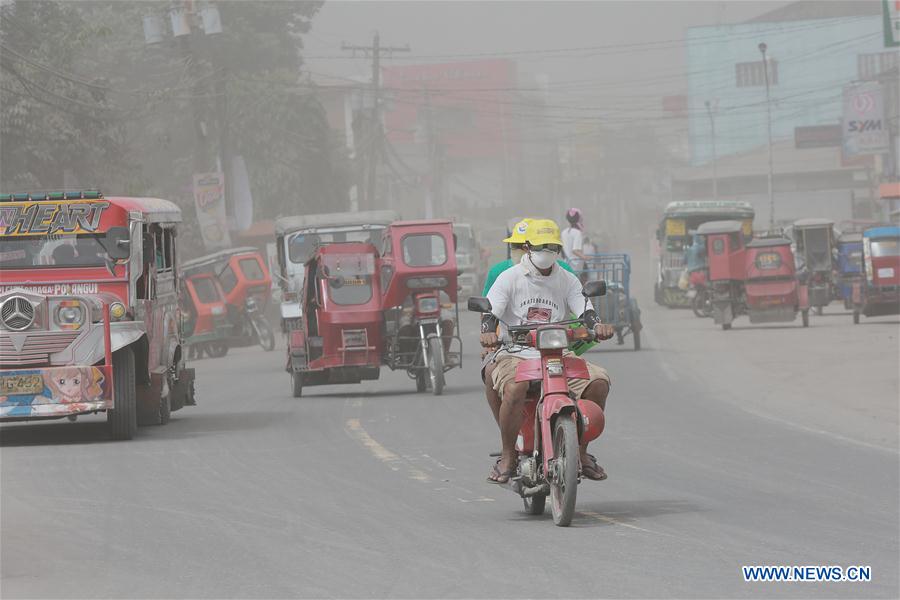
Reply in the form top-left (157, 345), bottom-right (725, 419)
top-left (481, 219), bottom-right (579, 428)
top-left (480, 219), bottom-right (615, 484)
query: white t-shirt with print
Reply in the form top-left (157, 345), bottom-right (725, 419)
top-left (561, 226), bottom-right (585, 271)
top-left (486, 255), bottom-right (588, 359)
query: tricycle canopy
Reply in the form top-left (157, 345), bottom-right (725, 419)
top-left (380, 220), bottom-right (458, 307)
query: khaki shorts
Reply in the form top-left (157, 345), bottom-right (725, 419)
top-left (491, 352), bottom-right (610, 401)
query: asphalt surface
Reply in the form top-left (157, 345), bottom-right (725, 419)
top-left (2, 302), bottom-right (898, 599)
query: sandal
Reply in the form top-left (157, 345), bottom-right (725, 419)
top-left (581, 453), bottom-right (607, 481)
top-left (487, 458), bottom-right (516, 484)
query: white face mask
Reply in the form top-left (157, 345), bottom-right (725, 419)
top-left (529, 249), bottom-right (558, 271)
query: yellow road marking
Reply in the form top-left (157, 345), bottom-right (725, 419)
top-left (345, 418), bottom-right (431, 482)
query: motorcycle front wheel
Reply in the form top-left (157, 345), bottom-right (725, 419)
top-left (691, 291), bottom-right (712, 318)
top-left (427, 336), bottom-right (445, 396)
top-left (549, 417), bottom-right (579, 527)
top-left (252, 318), bottom-right (276, 351)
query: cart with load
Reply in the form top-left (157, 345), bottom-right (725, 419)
top-left (583, 253), bottom-right (642, 350)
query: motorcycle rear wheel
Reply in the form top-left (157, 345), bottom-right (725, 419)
top-left (691, 291), bottom-right (712, 318)
top-left (549, 417), bottom-right (579, 527)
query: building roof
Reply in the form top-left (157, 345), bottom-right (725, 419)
top-left (745, 0), bottom-right (880, 24)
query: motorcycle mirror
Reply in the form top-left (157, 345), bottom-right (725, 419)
top-left (582, 280), bottom-right (606, 298)
top-left (104, 226), bottom-right (131, 260)
top-left (467, 296), bottom-right (492, 313)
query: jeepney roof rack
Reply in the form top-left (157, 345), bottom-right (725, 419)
top-left (696, 220), bottom-right (744, 235)
top-left (274, 210), bottom-right (400, 236)
top-left (0, 190), bottom-right (103, 202)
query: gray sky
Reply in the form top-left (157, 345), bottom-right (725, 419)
top-left (302, 0), bottom-right (790, 102)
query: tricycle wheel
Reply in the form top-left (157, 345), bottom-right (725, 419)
top-left (291, 372), bottom-right (303, 397)
top-left (415, 370), bottom-right (427, 393)
top-left (691, 291), bottom-right (712, 318)
top-left (801, 309), bottom-right (809, 328)
top-left (815, 306), bottom-right (824, 316)
top-left (853, 310), bottom-right (860, 325)
top-left (550, 416), bottom-right (579, 527)
top-left (721, 322), bottom-right (732, 331)
top-left (108, 347), bottom-right (137, 441)
top-left (428, 337), bottom-right (445, 396)
top-left (208, 342), bottom-right (228, 358)
top-left (615, 329), bottom-right (624, 346)
top-left (632, 324), bottom-right (641, 350)
top-left (254, 319), bottom-right (276, 351)
top-left (523, 493), bottom-right (546, 515)
top-left (844, 298), bottom-right (851, 310)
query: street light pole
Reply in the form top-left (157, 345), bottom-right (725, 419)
top-left (759, 42), bottom-right (775, 229)
top-left (705, 99), bottom-right (718, 201)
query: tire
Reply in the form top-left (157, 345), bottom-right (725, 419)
top-left (815, 306), bottom-right (824, 316)
top-left (254, 319), bottom-right (276, 351)
top-left (721, 322), bottom-right (732, 331)
top-left (208, 342), bottom-right (228, 358)
top-left (427, 337), bottom-right (445, 396)
top-left (632, 325), bottom-right (641, 350)
top-left (415, 371), bottom-right (427, 393)
top-left (108, 347), bottom-right (137, 441)
top-left (291, 371), bottom-right (303, 397)
top-left (158, 386), bottom-right (171, 425)
top-left (549, 416), bottom-right (579, 527)
top-left (853, 310), bottom-right (860, 325)
top-left (802, 309), bottom-right (809, 328)
top-left (844, 298), bottom-right (851, 310)
top-left (523, 493), bottom-right (547, 516)
top-left (692, 291), bottom-right (712, 318)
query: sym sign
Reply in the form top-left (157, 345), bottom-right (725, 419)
top-left (842, 82), bottom-right (889, 156)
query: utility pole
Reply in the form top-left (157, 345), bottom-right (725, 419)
top-left (705, 99), bottom-right (718, 201)
top-left (342, 33), bottom-right (410, 209)
top-left (759, 42), bottom-right (775, 228)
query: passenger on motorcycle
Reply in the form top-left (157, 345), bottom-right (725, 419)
top-left (481, 219), bottom-right (576, 428)
top-left (480, 219), bottom-right (614, 484)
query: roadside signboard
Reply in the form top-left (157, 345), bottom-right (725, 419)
top-left (842, 82), bottom-right (890, 156)
top-left (193, 172), bottom-right (232, 250)
top-left (884, 0), bottom-right (900, 47)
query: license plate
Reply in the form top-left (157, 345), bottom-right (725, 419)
top-left (0, 374), bottom-right (43, 395)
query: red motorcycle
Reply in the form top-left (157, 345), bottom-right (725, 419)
top-left (469, 280), bottom-right (607, 527)
top-left (687, 269), bottom-right (712, 318)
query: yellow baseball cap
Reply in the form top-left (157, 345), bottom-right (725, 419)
top-left (503, 218), bottom-right (533, 244)
top-left (524, 219), bottom-right (562, 246)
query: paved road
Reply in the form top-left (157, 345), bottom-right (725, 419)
top-left (2, 305), bottom-right (898, 598)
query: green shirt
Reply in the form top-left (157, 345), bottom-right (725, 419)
top-left (481, 258), bottom-right (595, 356)
top-left (482, 259), bottom-right (575, 296)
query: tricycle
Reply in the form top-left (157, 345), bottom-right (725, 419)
top-left (792, 218), bottom-right (836, 314)
top-left (836, 231), bottom-right (864, 310)
top-left (274, 210), bottom-right (398, 332)
top-left (583, 253), bottom-right (642, 350)
top-left (286, 242), bottom-right (383, 397)
top-left (744, 237), bottom-right (809, 327)
top-left (181, 246), bottom-right (275, 351)
top-left (380, 220), bottom-right (463, 395)
top-left (851, 226), bottom-right (900, 324)
top-left (181, 272), bottom-right (231, 359)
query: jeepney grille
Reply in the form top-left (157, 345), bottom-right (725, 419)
top-left (0, 330), bottom-right (80, 366)
top-left (1, 296), bottom-right (36, 331)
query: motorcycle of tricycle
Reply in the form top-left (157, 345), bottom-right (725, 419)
top-left (468, 280), bottom-right (607, 527)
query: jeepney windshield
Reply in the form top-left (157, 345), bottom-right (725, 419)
top-left (870, 239), bottom-right (900, 257)
top-left (0, 233), bottom-right (115, 269)
top-left (288, 225), bottom-right (386, 264)
top-left (321, 253), bottom-right (375, 306)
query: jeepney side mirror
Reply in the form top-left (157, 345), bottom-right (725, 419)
top-left (583, 280), bottom-right (607, 298)
top-left (105, 226), bottom-right (131, 260)
top-left (467, 296), bottom-right (492, 313)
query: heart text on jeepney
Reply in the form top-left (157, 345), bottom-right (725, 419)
top-left (0, 283), bottom-right (100, 295)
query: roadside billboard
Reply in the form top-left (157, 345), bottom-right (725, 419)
top-left (193, 172), bottom-right (232, 250)
top-left (382, 59), bottom-right (517, 159)
top-left (842, 81), bottom-right (890, 157)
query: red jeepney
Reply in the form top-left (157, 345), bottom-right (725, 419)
top-left (287, 242), bottom-right (382, 397)
top-left (0, 191), bottom-right (196, 439)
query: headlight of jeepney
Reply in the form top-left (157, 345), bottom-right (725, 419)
top-left (55, 301), bottom-right (86, 330)
top-left (536, 328), bottom-right (568, 350)
top-left (109, 302), bottom-right (126, 320)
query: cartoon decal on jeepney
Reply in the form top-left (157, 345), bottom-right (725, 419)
top-left (0, 366), bottom-right (108, 417)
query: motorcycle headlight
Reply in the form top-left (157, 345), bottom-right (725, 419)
top-left (536, 327), bottom-right (568, 350)
top-left (55, 301), bottom-right (85, 330)
top-left (416, 296), bottom-right (440, 314)
top-left (109, 302), bottom-right (127, 320)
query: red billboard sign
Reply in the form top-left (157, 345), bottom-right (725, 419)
top-left (382, 59), bottom-right (517, 159)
